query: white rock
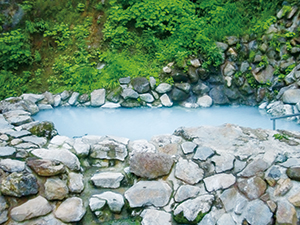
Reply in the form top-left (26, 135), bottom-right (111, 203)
top-left (68, 172), bottom-right (84, 193)
top-left (141, 209), bottom-right (172, 225)
top-left (54, 197), bottom-right (86, 222)
top-left (91, 172), bottom-right (124, 188)
top-left (0, 159), bottom-right (25, 172)
top-left (93, 191), bottom-right (124, 213)
top-left (204, 173), bottom-right (236, 192)
top-left (91, 89), bottom-right (106, 107)
top-left (197, 95), bottom-right (213, 108)
top-left (160, 94), bottom-right (173, 107)
top-left (175, 158), bottom-right (204, 184)
top-left (156, 83), bottom-right (172, 94)
top-left (11, 196), bottom-right (52, 222)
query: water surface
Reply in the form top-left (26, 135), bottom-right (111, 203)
top-left (33, 106), bottom-right (300, 140)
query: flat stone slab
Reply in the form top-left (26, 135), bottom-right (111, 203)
top-left (31, 148), bottom-right (80, 171)
top-left (125, 181), bottom-right (172, 208)
top-left (10, 196), bottom-right (52, 222)
top-left (91, 172), bottom-right (124, 188)
top-left (21, 135), bottom-right (47, 147)
top-left (5, 130), bottom-right (31, 138)
top-left (174, 185), bottom-right (202, 203)
top-left (204, 173), bottom-right (236, 192)
top-left (0, 159), bottom-right (25, 172)
top-left (26, 158), bottom-right (66, 176)
top-left (92, 191), bottom-right (124, 213)
top-left (0, 146), bottom-right (16, 156)
top-left (175, 158), bottom-right (204, 184)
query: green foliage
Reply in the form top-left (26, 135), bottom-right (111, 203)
top-left (44, 23), bottom-right (72, 50)
top-left (273, 133), bottom-right (289, 140)
top-left (77, 3), bottom-right (85, 12)
top-left (173, 211), bottom-right (207, 224)
top-left (0, 70), bottom-right (30, 99)
top-left (0, 29), bottom-right (32, 70)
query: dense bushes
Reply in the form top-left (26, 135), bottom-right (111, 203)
top-left (0, 0), bottom-right (299, 100)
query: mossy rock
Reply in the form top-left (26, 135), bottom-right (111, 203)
top-left (29, 121), bottom-right (57, 140)
top-left (101, 217), bottom-right (142, 225)
top-left (173, 211), bottom-right (207, 224)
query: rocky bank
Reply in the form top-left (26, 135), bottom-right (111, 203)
top-left (1, 93), bottom-right (300, 224)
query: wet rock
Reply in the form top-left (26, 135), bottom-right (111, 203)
top-left (192, 82), bottom-right (210, 95)
top-left (68, 172), bottom-right (84, 193)
top-left (175, 158), bottom-right (204, 184)
top-left (223, 62), bottom-right (236, 76)
top-left (68, 92), bottom-right (79, 106)
top-left (252, 65), bottom-right (274, 84)
top-left (0, 146), bottom-right (16, 156)
top-left (174, 185), bottom-right (202, 203)
top-left (130, 152), bottom-right (173, 179)
top-left (121, 88), bottom-right (139, 100)
top-left (141, 209), bottom-right (172, 225)
top-left (26, 158), bottom-right (65, 176)
top-left (10, 196), bottom-right (52, 222)
top-left (53, 95), bottom-right (61, 107)
top-left (90, 89), bottom-right (106, 107)
top-left (31, 148), bottom-right (80, 171)
top-left (101, 102), bottom-right (121, 108)
top-left (132, 77), bottom-right (150, 94)
top-left (209, 86), bottom-right (230, 105)
top-left (78, 93), bottom-right (90, 104)
top-left (286, 167), bottom-right (300, 181)
top-left (125, 181), bottom-right (172, 208)
top-left (91, 172), bottom-right (124, 188)
top-left (90, 138), bottom-right (127, 161)
top-left (188, 66), bottom-right (199, 83)
top-left (212, 154), bottom-right (235, 173)
top-left (173, 194), bottom-right (214, 224)
top-left (60, 91), bottom-right (70, 101)
top-left (92, 191), bottom-right (124, 213)
top-left (29, 121), bottom-right (57, 140)
top-left (120, 99), bottom-right (140, 108)
top-left (169, 87), bottom-right (189, 102)
top-left (237, 176), bottom-right (267, 200)
top-left (282, 89), bottom-right (300, 104)
top-left (45, 177), bottom-right (68, 200)
top-left (160, 94), bottom-right (173, 107)
top-left (181, 142), bottom-right (197, 154)
top-left (276, 200), bottom-right (297, 225)
top-left (1, 172), bottom-right (38, 197)
top-left (43, 91), bottom-right (55, 105)
top-left (238, 158), bottom-right (269, 177)
top-left (274, 178), bottom-right (293, 196)
top-left (156, 83), bottom-right (172, 94)
top-left (193, 146), bottom-right (215, 161)
top-left (197, 95), bottom-right (213, 108)
top-left (54, 197), bottom-right (86, 223)
top-left (0, 159), bottom-right (25, 172)
top-left (139, 93), bottom-right (154, 103)
top-left (204, 173), bottom-right (236, 192)
top-left (3, 110), bottom-right (32, 126)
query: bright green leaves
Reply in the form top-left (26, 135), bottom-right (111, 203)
top-left (0, 29), bottom-right (32, 70)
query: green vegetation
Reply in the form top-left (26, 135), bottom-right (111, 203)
top-left (273, 133), bottom-right (289, 141)
top-left (0, 0), bottom-right (299, 100)
top-left (173, 211), bottom-right (207, 224)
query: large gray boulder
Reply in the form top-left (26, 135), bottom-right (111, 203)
top-left (125, 181), bottom-right (172, 208)
top-left (91, 89), bottom-right (106, 107)
top-left (169, 87), bottom-right (189, 102)
top-left (129, 151), bottom-right (174, 179)
top-left (131, 77), bottom-right (150, 93)
top-left (92, 191), bottom-right (124, 213)
top-left (209, 86), bottom-right (230, 105)
top-left (282, 89), bottom-right (300, 104)
top-left (121, 88), bottom-right (139, 100)
top-left (1, 172), bottom-right (39, 197)
top-left (0, 159), bottom-right (25, 172)
top-left (10, 196), bottom-right (52, 222)
top-left (156, 83), bottom-right (172, 94)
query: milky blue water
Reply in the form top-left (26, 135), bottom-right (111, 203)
top-left (32, 106), bottom-right (300, 140)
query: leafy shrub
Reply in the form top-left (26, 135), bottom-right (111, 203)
top-left (0, 30), bottom-right (32, 70)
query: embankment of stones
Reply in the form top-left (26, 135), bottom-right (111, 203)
top-left (1, 91), bottom-right (300, 224)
